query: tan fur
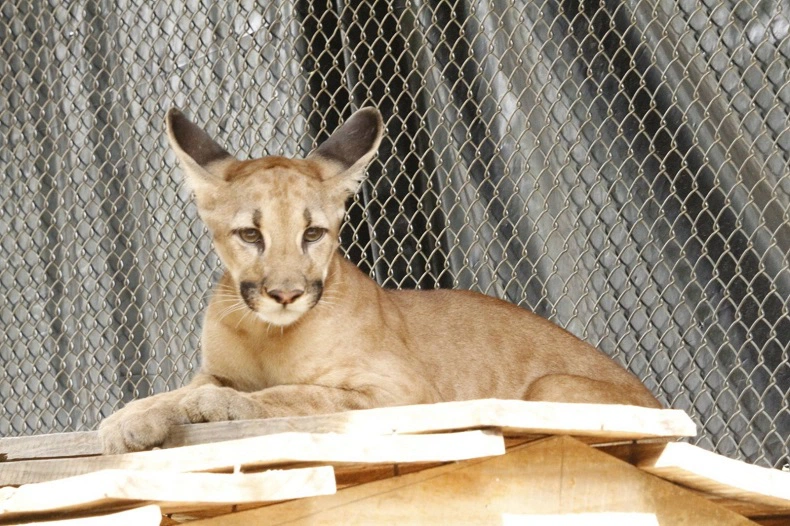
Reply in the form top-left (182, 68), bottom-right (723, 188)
top-left (99, 108), bottom-right (661, 454)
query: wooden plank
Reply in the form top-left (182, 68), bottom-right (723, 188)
top-left (0, 430), bottom-right (503, 486)
top-left (8, 505), bottom-right (162, 526)
top-left (238, 435), bottom-right (540, 490)
top-left (275, 438), bottom-right (539, 490)
top-left (0, 467), bottom-right (335, 520)
top-left (161, 504), bottom-right (277, 525)
top-left (502, 512), bottom-right (660, 525)
top-left (163, 399), bottom-right (696, 444)
top-left (0, 432), bottom-right (97, 461)
top-left (188, 436), bottom-right (756, 526)
top-left (0, 400), bottom-right (695, 460)
top-left (601, 441), bottom-right (790, 518)
top-left (332, 462), bottom-right (447, 488)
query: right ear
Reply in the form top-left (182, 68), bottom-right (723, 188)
top-left (307, 108), bottom-right (383, 198)
top-left (166, 109), bottom-right (235, 199)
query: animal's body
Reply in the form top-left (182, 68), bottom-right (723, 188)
top-left (99, 108), bottom-right (660, 454)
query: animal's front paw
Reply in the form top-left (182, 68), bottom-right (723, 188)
top-left (99, 401), bottom-right (183, 454)
top-left (179, 385), bottom-right (262, 423)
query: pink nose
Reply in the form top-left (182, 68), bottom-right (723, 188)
top-left (265, 289), bottom-right (304, 305)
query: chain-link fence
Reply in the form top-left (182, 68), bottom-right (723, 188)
top-left (1, 0), bottom-right (788, 468)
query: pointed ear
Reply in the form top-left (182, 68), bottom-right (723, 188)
top-left (308, 108), bottom-right (383, 196)
top-left (166, 109), bottom-right (235, 198)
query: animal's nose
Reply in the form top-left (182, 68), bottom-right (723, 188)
top-left (266, 289), bottom-right (304, 305)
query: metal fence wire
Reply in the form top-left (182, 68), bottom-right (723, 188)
top-left (1, 0), bottom-right (788, 468)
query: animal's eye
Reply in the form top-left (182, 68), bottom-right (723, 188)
top-left (238, 228), bottom-right (263, 245)
top-left (303, 227), bottom-right (326, 243)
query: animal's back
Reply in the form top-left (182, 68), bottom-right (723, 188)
top-left (386, 286), bottom-right (655, 404)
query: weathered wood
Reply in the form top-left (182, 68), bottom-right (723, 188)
top-left (0, 467), bottom-right (335, 520)
top-left (0, 432), bottom-right (97, 462)
top-left (332, 462), bottom-right (447, 488)
top-left (10, 505), bottom-right (162, 526)
top-left (601, 441), bottom-right (790, 518)
top-left (187, 436), bottom-right (755, 525)
top-left (502, 512), bottom-right (660, 525)
top-left (0, 399), bottom-right (696, 461)
top-left (0, 430), bottom-right (504, 486)
top-left (163, 399), bottom-right (695, 444)
top-left (224, 437), bottom-right (539, 490)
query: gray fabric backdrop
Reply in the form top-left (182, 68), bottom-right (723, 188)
top-left (0, 0), bottom-right (788, 467)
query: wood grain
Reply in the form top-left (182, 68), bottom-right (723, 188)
top-left (501, 512), bottom-right (660, 525)
top-left (0, 430), bottom-right (504, 486)
top-left (0, 432), bottom-right (97, 461)
top-left (0, 467), bottom-right (335, 520)
top-left (0, 399), bottom-right (696, 461)
top-left (187, 436), bottom-right (755, 526)
top-left (601, 441), bottom-right (790, 518)
top-left (11, 505), bottom-right (162, 526)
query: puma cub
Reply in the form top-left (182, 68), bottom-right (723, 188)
top-left (99, 107), bottom-right (660, 453)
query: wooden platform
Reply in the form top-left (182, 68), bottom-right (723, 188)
top-left (0, 399), bottom-right (787, 525)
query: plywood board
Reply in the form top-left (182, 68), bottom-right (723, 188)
top-left (189, 436), bottom-right (755, 525)
top-left (502, 512), bottom-right (660, 525)
top-left (0, 430), bottom-right (503, 486)
top-left (0, 467), bottom-right (335, 520)
top-left (0, 399), bottom-right (695, 460)
top-left (601, 441), bottom-right (790, 518)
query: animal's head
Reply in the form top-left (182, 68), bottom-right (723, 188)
top-left (166, 108), bottom-right (383, 326)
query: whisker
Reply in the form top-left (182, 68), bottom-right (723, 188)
top-left (212, 297), bottom-right (243, 304)
top-left (217, 310), bottom-right (244, 323)
top-left (235, 309), bottom-right (253, 330)
top-left (218, 303), bottom-right (248, 321)
top-left (212, 292), bottom-right (240, 299)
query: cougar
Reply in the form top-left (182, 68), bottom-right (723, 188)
top-left (99, 107), bottom-right (661, 454)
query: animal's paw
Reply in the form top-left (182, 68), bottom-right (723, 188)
top-left (179, 385), bottom-right (262, 423)
top-left (99, 400), bottom-right (183, 454)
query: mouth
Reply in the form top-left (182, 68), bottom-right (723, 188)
top-left (237, 279), bottom-right (323, 327)
top-left (237, 298), bottom-right (309, 327)
top-left (240, 291), bottom-right (314, 327)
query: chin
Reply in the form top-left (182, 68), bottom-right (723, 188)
top-left (255, 307), bottom-right (308, 327)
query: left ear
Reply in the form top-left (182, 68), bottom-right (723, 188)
top-left (166, 108), bottom-right (236, 208)
top-left (308, 107), bottom-right (384, 197)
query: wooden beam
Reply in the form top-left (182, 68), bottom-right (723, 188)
top-left (0, 430), bottom-right (504, 486)
top-left (14, 505), bottom-right (162, 526)
top-left (0, 467), bottom-right (335, 521)
top-left (187, 436), bottom-right (755, 525)
top-left (0, 399), bottom-right (695, 460)
top-left (601, 441), bottom-right (790, 518)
